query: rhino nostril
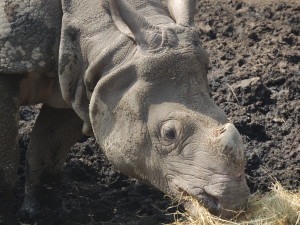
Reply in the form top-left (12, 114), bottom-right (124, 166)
top-left (214, 126), bottom-right (226, 137)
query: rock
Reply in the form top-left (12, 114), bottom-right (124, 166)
top-left (230, 77), bottom-right (271, 106)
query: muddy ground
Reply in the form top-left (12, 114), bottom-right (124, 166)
top-left (16, 0), bottom-right (299, 224)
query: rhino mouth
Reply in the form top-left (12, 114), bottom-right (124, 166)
top-left (196, 192), bottom-right (221, 215)
top-left (176, 187), bottom-right (221, 216)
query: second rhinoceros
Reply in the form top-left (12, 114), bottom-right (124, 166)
top-left (0, 0), bottom-right (250, 224)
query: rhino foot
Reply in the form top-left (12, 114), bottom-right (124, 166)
top-left (19, 207), bottom-right (65, 225)
top-left (19, 186), bottom-right (64, 224)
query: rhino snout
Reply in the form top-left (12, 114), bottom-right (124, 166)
top-left (182, 179), bottom-right (250, 219)
top-left (203, 182), bottom-right (250, 218)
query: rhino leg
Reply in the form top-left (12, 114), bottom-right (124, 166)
top-left (0, 75), bottom-right (20, 225)
top-left (21, 105), bottom-right (83, 220)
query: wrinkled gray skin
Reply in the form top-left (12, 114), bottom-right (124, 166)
top-left (0, 0), bottom-right (250, 224)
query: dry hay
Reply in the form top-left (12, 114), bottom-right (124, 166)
top-left (167, 182), bottom-right (300, 225)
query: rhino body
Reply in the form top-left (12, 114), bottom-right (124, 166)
top-left (0, 0), bottom-right (250, 224)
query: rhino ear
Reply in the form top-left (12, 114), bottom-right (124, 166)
top-left (110, 0), bottom-right (162, 50)
top-left (168, 0), bottom-right (196, 26)
top-left (109, 0), bottom-right (134, 39)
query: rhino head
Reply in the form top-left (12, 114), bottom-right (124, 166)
top-left (89, 0), bottom-right (250, 218)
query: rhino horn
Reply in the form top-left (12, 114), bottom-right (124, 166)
top-left (110, 0), bottom-right (162, 50)
top-left (168, 0), bottom-right (196, 26)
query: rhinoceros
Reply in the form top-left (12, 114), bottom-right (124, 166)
top-left (0, 0), bottom-right (250, 224)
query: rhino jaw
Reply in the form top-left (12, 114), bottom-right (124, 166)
top-left (171, 175), bottom-right (249, 219)
top-left (167, 158), bottom-right (250, 219)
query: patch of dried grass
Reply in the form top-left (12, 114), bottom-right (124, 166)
top-left (166, 182), bottom-right (300, 225)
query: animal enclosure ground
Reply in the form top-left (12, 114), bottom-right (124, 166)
top-left (16, 0), bottom-right (299, 224)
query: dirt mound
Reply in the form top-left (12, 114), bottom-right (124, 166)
top-left (196, 0), bottom-right (299, 192)
top-left (16, 0), bottom-right (299, 224)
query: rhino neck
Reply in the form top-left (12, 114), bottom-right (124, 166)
top-left (84, 35), bottom-right (137, 95)
top-left (58, 0), bottom-right (173, 135)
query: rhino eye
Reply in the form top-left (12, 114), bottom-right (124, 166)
top-left (164, 127), bottom-right (176, 140)
top-left (161, 120), bottom-right (181, 143)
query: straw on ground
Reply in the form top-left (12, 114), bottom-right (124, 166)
top-left (167, 182), bottom-right (300, 225)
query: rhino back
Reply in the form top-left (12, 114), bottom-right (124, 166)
top-left (0, 0), bottom-right (62, 76)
